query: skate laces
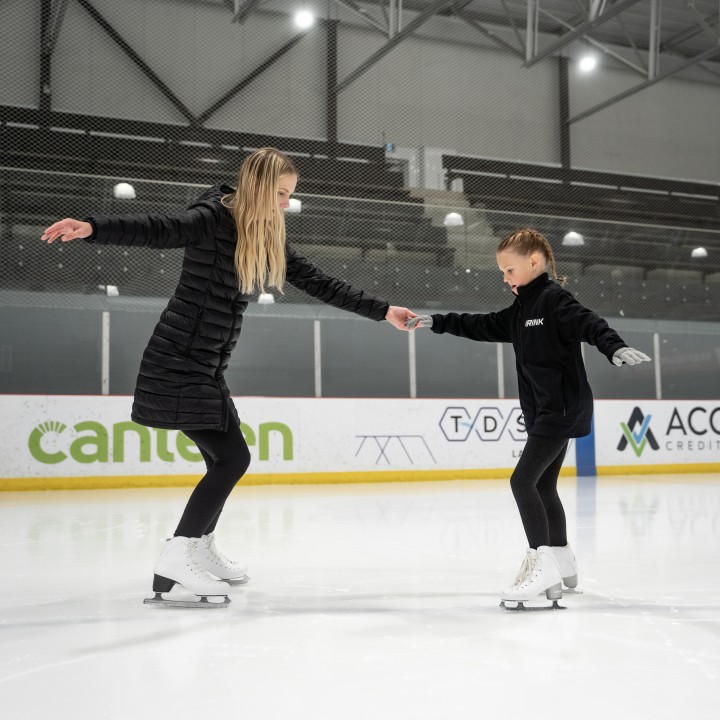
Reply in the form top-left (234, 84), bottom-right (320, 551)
top-left (207, 535), bottom-right (229, 563)
top-left (205, 534), bottom-right (241, 570)
top-left (511, 551), bottom-right (537, 589)
top-left (183, 538), bottom-right (216, 579)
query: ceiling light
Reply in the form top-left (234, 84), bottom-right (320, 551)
top-left (562, 231), bottom-right (585, 247)
top-left (113, 182), bottom-right (136, 200)
top-left (691, 247), bottom-right (708, 258)
top-left (578, 55), bottom-right (597, 72)
top-left (294, 10), bottom-right (314, 29)
top-left (443, 212), bottom-right (464, 226)
top-left (286, 198), bottom-right (302, 213)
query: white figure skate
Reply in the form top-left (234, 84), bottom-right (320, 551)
top-left (193, 532), bottom-right (249, 585)
top-left (500, 546), bottom-right (565, 611)
top-left (551, 544), bottom-right (582, 594)
top-left (143, 536), bottom-right (231, 608)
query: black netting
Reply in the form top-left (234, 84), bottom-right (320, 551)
top-left (1, 1), bottom-right (719, 321)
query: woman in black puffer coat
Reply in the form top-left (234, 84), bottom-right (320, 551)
top-left (41, 148), bottom-right (416, 606)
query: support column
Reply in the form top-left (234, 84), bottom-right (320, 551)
top-left (558, 56), bottom-right (571, 176)
top-left (326, 19), bottom-right (338, 157)
top-left (39, 0), bottom-right (53, 121)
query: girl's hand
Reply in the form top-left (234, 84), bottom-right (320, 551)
top-left (612, 347), bottom-right (651, 366)
top-left (405, 315), bottom-right (433, 330)
top-left (41, 219), bottom-right (93, 243)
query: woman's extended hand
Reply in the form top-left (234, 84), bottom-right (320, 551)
top-left (41, 219), bottom-right (93, 243)
top-left (385, 306), bottom-right (418, 331)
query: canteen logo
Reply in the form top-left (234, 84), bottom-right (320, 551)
top-left (618, 407), bottom-right (659, 457)
top-left (28, 421), bottom-right (69, 465)
top-left (28, 419), bottom-right (293, 465)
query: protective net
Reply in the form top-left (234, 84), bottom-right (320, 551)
top-left (1, 0), bottom-right (719, 323)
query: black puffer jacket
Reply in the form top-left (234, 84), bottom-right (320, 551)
top-left (85, 185), bottom-right (389, 431)
top-left (431, 273), bottom-right (626, 438)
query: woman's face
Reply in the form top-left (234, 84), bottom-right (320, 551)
top-left (497, 249), bottom-right (544, 295)
top-left (277, 173), bottom-right (298, 212)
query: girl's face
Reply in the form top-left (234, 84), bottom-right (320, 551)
top-left (497, 249), bottom-right (545, 295)
top-left (277, 173), bottom-right (298, 212)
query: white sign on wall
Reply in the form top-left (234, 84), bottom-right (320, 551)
top-left (2, 396), bottom-right (717, 489)
top-left (593, 399), bottom-right (720, 470)
top-left (0, 395), bottom-right (552, 486)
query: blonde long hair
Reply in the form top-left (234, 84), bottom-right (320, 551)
top-left (497, 227), bottom-right (567, 285)
top-left (222, 147), bottom-right (298, 294)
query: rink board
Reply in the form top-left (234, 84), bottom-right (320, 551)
top-left (0, 395), bottom-right (718, 489)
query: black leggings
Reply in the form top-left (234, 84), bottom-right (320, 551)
top-left (173, 423), bottom-right (251, 538)
top-left (510, 435), bottom-right (569, 550)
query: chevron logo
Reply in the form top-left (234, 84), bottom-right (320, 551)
top-left (618, 407), bottom-right (660, 457)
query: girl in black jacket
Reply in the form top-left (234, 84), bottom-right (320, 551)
top-left (407, 228), bottom-right (650, 609)
top-left (41, 147), bottom-right (417, 607)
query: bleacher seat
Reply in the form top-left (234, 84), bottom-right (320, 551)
top-left (584, 264), bottom-right (645, 281)
top-left (646, 268), bottom-right (703, 284)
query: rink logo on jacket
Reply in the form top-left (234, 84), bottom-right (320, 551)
top-left (524, 318), bottom-right (544, 327)
top-left (28, 420), bottom-right (293, 464)
top-left (618, 407), bottom-right (659, 457)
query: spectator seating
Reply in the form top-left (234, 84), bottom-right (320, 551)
top-left (0, 105), bottom-right (413, 202)
top-left (443, 155), bottom-right (720, 230)
top-left (285, 197), bottom-right (453, 265)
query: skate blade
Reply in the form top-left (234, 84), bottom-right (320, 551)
top-left (143, 593), bottom-right (231, 609)
top-left (225, 575), bottom-right (250, 586)
top-left (500, 599), bottom-right (566, 611)
top-left (536, 586), bottom-right (582, 596)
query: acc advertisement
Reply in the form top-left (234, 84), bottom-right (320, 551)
top-left (594, 400), bottom-right (720, 470)
top-left (0, 395), bottom-right (558, 486)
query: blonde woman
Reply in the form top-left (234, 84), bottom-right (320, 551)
top-left (41, 147), bottom-right (417, 607)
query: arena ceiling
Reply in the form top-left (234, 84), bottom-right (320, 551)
top-left (210, 1), bottom-right (720, 64)
top-left (40, 1), bottom-right (720, 122)
top-left (163, 1), bottom-right (720, 119)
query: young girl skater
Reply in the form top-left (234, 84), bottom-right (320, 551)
top-left (407, 228), bottom-right (650, 609)
top-left (41, 147), bottom-right (417, 608)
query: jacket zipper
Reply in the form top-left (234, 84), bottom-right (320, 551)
top-left (184, 308), bottom-right (205, 354)
top-left (216, 303), bottom-right (237, 379)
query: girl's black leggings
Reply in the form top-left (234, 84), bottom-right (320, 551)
top-left (173, 423), bottom-right (251, 538)
top-left (509, 435), bottom-right (569, 550)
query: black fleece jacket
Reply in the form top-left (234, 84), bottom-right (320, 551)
top-left (431, 273), bottom-right (627, 438)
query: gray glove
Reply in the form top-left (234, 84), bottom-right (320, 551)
top-left (405, 314), bottom-right (433, 330)
top-left (612, 347), bottom-right (651, 366)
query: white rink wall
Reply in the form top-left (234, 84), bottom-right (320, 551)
top-left (1, 396), bottom-right (718, 490)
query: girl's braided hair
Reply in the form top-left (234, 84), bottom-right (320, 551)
top-left (497, 227), bottom-right (567, 285)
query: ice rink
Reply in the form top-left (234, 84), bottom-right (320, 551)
top-left (1, 474), bottom-right (718, 720)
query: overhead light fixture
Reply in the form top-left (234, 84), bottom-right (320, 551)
top-left (286, 198), bottom-right (302, 213)
top-left (294, 9), bottom-right (314, 29)
top-left (562, 231), bottom-right (585, 247)
top-left (691, 247), bottom-right (708, 258)
top-left (578, 54), bottom-right (597, 72)
top-left (113, 182), bottom-right (136, 200)
top-left (443, 212), bottom-right (464, 227)
top-left (258, 292), bottom-right (275, 305)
